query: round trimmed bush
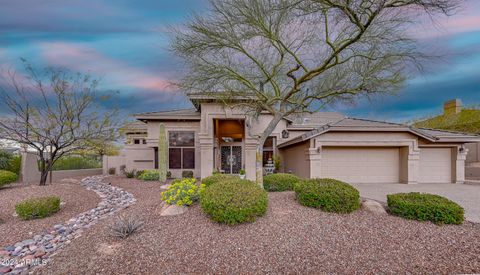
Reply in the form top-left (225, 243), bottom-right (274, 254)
top-left (200, 179), bottom-right (268, 225)
top-left (0, 170), bottom-right (18, 187)
top-left (387, 192), bottom-right (464, 224)
top-left (15, 196), bottom-right (61, 220)
top-left (201, 174), bottom-right (238, 187)
top-left (263, 173), bottom-right (300, 192)
top-left (294, 178), bottom-right (360, 213)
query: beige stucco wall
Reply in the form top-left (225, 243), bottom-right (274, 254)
top-left (279, 140), bottom-right (310, 178)
top-left (20, 151), bottom-right (102, 184)
top-left (103, 156), bottom-right (126, 175)
top-left (466, 142), bottom-right (480, 163)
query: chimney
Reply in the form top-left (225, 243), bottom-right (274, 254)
top-left (443, 99), bottom-right (462, 115)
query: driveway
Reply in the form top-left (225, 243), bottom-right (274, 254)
top-left (352, 183), bottom-right (480, 223)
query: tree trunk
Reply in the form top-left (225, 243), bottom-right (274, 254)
top-left (255, 112), bottom-right (284, 186)
top-left (39, 168), bottom-right (48, 186)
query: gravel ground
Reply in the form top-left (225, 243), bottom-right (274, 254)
top-left (38, 176), bottom-right (480, 275)
top-left (0, 179), bottom-right (100, 248)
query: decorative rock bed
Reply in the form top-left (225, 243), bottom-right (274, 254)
top-left (0, 176), bottom-right (135, 275)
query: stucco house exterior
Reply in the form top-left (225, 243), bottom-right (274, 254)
top-left (109, 94), bottom-right (480, 184)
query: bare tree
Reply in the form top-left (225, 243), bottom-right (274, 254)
top-left (0, 61), bottom-right (118, 185)
top-left (171, 0), bottom-right (459, 184)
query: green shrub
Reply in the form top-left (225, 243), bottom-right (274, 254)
top-left (182, 170), bottom-right (194, 178)
top-left (161, 178), bottom-right (203, 206)
top-left (201, 174), bottom-right (238, 187)
top-left (51, 156), bottom-right (101, 170)
top-left (387, 192), bottom-right (464, 225)
top-left (167, 171), bottom-right (172, 178)
top-left (263, 173), bottom-right (300, 192)
top-left (108, 167), bottom-right (116, 175)
top-left (136, 170), bottom-right (145, 178)
top-left (15, 196), bottom-right (61, 220)
top-left (124, 169), bottom-right (136, 178)
top-left (0, 170), bottom-right (18, 187)
top-left (200, 179), bottom-right (268, 225)
top-left (138, 170), bottom-right (159, 181)
top-left (294, 178), bottom-right (360, 213)
top-left (8, 155), bottom-right (21, 175)
top-left (0, 151), bottom-right (21, 175)
top-left (0, 150), bottom-right (13, 170)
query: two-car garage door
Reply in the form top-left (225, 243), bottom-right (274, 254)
top-left (321, 147), bottom-right (400, 183)
top-left (320, 147), bottom-right (453, 184)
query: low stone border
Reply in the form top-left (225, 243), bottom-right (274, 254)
top-left (0, 176), bottom-right (136, 274)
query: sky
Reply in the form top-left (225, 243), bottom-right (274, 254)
top-left (0, 0), bottom-right (479, 123)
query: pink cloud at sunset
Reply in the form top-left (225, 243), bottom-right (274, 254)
top-left (414, 1), bottom-right (480, 38)
top-left (38, 42), bottom-right (174, 93)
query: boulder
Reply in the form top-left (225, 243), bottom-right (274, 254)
top-left (160, 205), bottom-right (188, 216)
top-left (362, 199), bottom-right (387, 215)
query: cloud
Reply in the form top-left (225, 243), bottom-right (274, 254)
top-left (38, 42), bottom-right (174, 95)
top-left (413, 1), bottom-right (480, 39)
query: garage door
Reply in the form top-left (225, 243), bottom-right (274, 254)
top-left (321, 147), bottom-right (400, 183)
top-left (419, 148), bottom-right (452, 183)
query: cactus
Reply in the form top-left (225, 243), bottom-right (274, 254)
top-left (158, 123), bottom-right (167, 182)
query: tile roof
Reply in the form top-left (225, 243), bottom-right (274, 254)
top-left (134, 108), bottom-right (201, 120)
top-left (278, 116), bottom-right (480, 148)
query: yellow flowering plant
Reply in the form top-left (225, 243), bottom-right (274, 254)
top-left (161, 178), bottom-right (204, 206)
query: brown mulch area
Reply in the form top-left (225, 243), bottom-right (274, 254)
top-left (38, 176), bottom-right (480, 275)
top-left (0, 179), bottom-right (100, 247)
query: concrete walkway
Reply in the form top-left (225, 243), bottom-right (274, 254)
top-left (352, 183), bottom-right (480, 223)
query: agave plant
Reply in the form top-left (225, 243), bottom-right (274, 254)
top-left (109, 214), bottom-right (143, 239)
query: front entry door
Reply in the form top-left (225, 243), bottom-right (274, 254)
top-left (221, 145), bottom-right (242, 174)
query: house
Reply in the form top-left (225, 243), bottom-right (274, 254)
top-left (414, 99), bottom-right (480, 179)
top-left (110, 94), bottom-right (480, 184)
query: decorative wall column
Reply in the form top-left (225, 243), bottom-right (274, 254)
top-left (244, 138), bottom-right (258, 181)
top-left (454, 146), bottom-right (468, 184)
top-left (307, 147), bottom-right (322, 178)
top-left (406, 152), bottom-right (420, 184)
top-left (199, 134), bottom-right (214, 179)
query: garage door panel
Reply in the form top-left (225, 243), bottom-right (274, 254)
top-left (419, 148), bottom-right (452, 183)
top-left (321, 147), bottom-right (400, 184)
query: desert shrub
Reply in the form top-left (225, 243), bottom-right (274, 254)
top-left (201, 174), bottom-right (238, 187)
top-left (0, 151), bottom-right (21, 175)
top-left (124, 169), bottom-right (136, 178)
top-left (0, 170), bottom-right (18, 187)
top-left (387, 192), bottom-right (464, 225)
top-left (161, 178), bottom-right (202, 206)
top-left (109, 214), bottom-right (143, 239)
top-left (15, 196), bottom-right (61, 220)
top-left (0, 150), bottom-right (13, 170)
top-left (182, 170), bottom-right (194, 178)
top-left (52, 156), bottom-right (101, 170)
top-left (138, 170), bottom-right (159, 181)
top-left (108, 167), bottom-right (116, 175)
top-left (119, 165), bottom-right (126, 173)
top-left (263, 173), bottom-right (300, 192)
top-left (294, 178), bottom-right (360, 213)
top-left (200, 179), bottom-right (268, 225)
top-left (136, 170), bottom-right (145, 178)
top-left (8, 155), bottom-right (21, 175)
